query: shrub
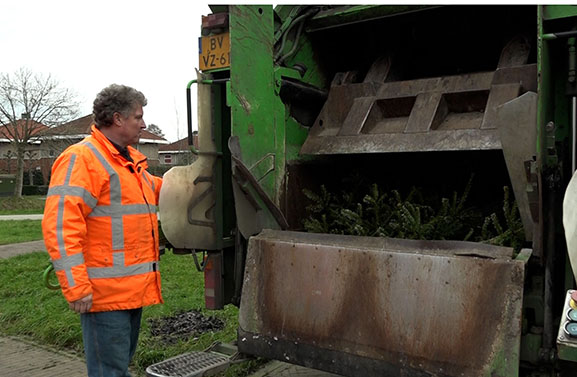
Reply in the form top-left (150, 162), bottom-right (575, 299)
top-left (22, 185), bottom-right (48, 196)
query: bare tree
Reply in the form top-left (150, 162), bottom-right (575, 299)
top-left (24, 150), bottom-right (38, 185)
top-left (147, 123), bottom-right (165, 138)
top-left (0, 67), bottom-right (79, 197)
top-left (3, 150), bottom-right (13, 174)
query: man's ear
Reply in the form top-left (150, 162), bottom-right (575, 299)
top-left (113, 112), bottom-right (123, 127)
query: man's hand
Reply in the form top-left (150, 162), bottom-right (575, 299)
top-left (69, 294), bottom-right (93, 313)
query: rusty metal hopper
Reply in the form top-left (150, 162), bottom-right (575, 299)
top-left (300, 64), bottom-right (536, 155)
top-left (238, 230), bottom-right (528, 377)
top-left (300, 37), bottom-right (539, 243)
top-left (300, 36), bottom-right (536, 156)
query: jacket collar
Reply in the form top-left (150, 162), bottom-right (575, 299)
top-left (90, 125), bottom-right (149, 168)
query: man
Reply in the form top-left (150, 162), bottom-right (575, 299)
top-left (42, 84), bottom-right (163, 377)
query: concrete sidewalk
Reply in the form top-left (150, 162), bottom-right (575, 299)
top-left (0, 240), bottom-right (46, 259)
top-left (0, 334), bottom-right (336, 377)
top-left (0, 336), bottom-right (86, 377)
top-left (0, 213), bottom-right (45, 259)
top-left (0, 213), bottom-right (43, 220)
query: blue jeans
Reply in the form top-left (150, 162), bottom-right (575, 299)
top-left (80, 308), bottom-right (143, 377)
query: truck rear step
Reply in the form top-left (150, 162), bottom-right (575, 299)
top-left (146, 342), bottom-right (245, 377)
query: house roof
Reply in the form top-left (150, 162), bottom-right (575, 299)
top-left (159, 137), bottom-right (191, 153)
top-left (0, 119), bottom-right (49, 143)
top-left (40, 115), bottom-right (169, 144)
top-left (158, 134), bottom-right (199, 153)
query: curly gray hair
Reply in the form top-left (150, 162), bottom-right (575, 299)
top-left (92, 84), bottom-right (147, 128)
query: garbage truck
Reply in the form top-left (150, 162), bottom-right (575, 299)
top-left (151, 5), bottom-right (577, 377)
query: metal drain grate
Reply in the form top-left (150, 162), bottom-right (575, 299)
top-left (146, 351), bottom-right (230, 377)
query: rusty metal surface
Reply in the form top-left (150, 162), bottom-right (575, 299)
top-left (363, 55), bottom-right (391, 83)
top-left (493, 64), bottom-right (537, 92)
top-left (495, 92), bottom-right (538, 242)
top-left (480, 83), bottom-right (521, 129)
top-left (301, 128), bottom-right (501, 154)
top-left (239, 230), bottom-right (525, 377)
top-left (497, 35), bottom-right (531, 68)
top-left (404, 92), bottom-right (444, 133)
top-left (301, 57), bottom-right (536, 155)
top-left (338, 97), bottom-right (376, 136)
top-left (309, 82), bottom-right (376, 138)
top-left (375, 71), bottom-right (494, 98)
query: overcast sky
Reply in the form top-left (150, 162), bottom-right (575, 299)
top-left (1, 0), bottom-right (211, 142)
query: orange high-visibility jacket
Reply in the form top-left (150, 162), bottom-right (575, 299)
top-left (42, 125), bottom-right (163, 312)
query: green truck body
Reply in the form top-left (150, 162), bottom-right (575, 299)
top-left (156, 5), bottom-right (577, 377)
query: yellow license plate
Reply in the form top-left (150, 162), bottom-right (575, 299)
top-left (199, 32), bottom-right (230, 71)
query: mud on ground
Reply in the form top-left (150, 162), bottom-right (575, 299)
top-left (147, 310), bottom-right (224, 345)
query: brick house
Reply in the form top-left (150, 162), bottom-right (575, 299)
top-left (158, 132), bottom-right (199, 166)
top-left (0, 119), bottom-right (49, 183)
top-left (32, 115), bottom-right (168, 184)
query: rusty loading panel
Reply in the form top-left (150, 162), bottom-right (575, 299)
top-left (238, 230), bottom-right (525, 377)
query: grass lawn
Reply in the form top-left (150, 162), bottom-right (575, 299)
top-left (0, 197), bottom-right (265, 376)
top-left (0, 220), bottom-right (43, 244)
top-left (0, 195), bottom-right (46, 215)
top-left (0, 250), bottom-right (262, 377)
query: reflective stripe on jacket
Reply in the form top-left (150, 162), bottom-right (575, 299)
top-left (42, 125), bottom-right (163, 312)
